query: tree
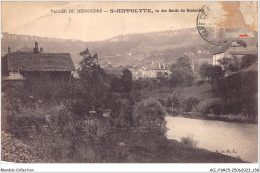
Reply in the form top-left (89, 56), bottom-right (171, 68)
top-left (117, 98), bottom-right (134, 127)
top-left (172, 55), bottom-right (192, 68)
top-left (218, 57), bottom-right (240, 73)
top-left (169, 56), bottom-right (194, 91)
top-left (79, 48), bottom-right (98, 67)
top-left (241, 54), bottom-right (257, 69)
top-left (133, 98), bottom-right (166, 136)
top-left (166, 92), bottom-right (181, 112)
top-left (121, 68), bottom-right (133, 96)
top-left (184, 97), bottom-right (200, 112)
top-left (199, 63), bottom-right (224, 92)
top-left (108, 93), bottom-right (122, 118)
top-left (77, 49), bottom-right (109, 117)
top-left (110, 75), bottom-right (124, 93)
top-left (225, 71), bottom-right (258, 122)
top-left (78, 49), bottom-right (104, 81)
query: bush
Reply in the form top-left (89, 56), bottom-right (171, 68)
top-left (1, 100), bottom-right (48, 139)
top-left (166, 92), bottom-right (181, 110)
top-left (181, 136), bottom-right (198, 147)
top-left (241, 54), bottom-right (257, 69)
top-left (157, 98), bottom-right (166, 107)
top-left (197, 98), bottom-right (223, 114)
top-left (3, 113), bottom-right (45, 139)
top-left (113, 98), bottom-right (134, 127)
top-left (184, 97), bottom-right (200, 112)
top-left (133, 98), bottom-right (166, 136)
top-left (197, 80), bottom-right (205, 86)
top-left (131, 90), bottom-right (146, 103)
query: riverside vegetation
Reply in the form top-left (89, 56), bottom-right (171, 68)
top-left (141, 55), bottom-right (258, 124)
top-left (1, 49), bottom-right (251, 163)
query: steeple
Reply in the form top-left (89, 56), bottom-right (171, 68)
top-left (33, 41), bottom-right (38, 53)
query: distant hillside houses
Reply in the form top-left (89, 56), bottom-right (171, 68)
top-left (104, 60), bottom-right (172, 80)
top-left (137, 60), bottom-right (172, 79)
top-left (129, 65), bottom-right (171, 80)
top-left (212, 40), bottom-right (256, 66)
top-left (1, 41), bottom-right (75, 82)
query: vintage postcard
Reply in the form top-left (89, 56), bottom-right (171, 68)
top-left (1, 1), bottom-right (259, 172)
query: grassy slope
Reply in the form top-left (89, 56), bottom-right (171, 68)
top-left (181, 82), bottom-right (214, 100)
top-left (144, 82), bottom-right (214, 102)
top-left (99, 130), bottom-right (245, 163)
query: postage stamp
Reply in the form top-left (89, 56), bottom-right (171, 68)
top-left (197, 2), bottom-right (257, 46)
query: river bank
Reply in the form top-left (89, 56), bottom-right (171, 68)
top-left (166, 109), bottom-right (257, 124)
top-left (1, 130), bottom-right (246, 163)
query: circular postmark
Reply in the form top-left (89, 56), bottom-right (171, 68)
top-left (196, 4), bottom-right (228, 46)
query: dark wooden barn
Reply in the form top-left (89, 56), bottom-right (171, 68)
top-left (2, 42), bottom-right (75, 82)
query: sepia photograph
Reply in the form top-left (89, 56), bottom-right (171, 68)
top-left (0, 1), bottom-right (259, 172)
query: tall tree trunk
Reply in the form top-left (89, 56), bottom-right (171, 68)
top-left (210, 81), bottom-right (215, 95)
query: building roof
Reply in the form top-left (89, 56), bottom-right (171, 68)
top-left (18, 47), bottom-right (33, 53)
top-left (6, 52), bottom-right (75, 72)
top-left (213, 42), bottom-right (231, 55)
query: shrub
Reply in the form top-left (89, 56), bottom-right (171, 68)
top-left (115, 98), bottom-right (134, 127)
top-left (1, 102), bottom-right (49, 139)
top-left (197, 80), bottom-right (205, 86)
top-left (197, 98), bottom-right (223, 114)
top-left (181, 136), bottom-right (198, 147)
top-left (241, 94), bottom-right (258, 122)
top-left (241, 54), bottom-right (257, 69)
top-left (184, 97), bottom-right (200, 112)
top-left (157, 98), bottom-right (166, 107)
top-left (3, 113), bottom-right (45, 139)
top-left (131, 90), bottom-right (144, 103)
top-left (133, 98), bottom-right (166, 136)
top-left (166, 92), bottom-right (181, 110)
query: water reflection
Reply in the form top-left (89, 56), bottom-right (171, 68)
top-left (166, 116), bottom-right (258, 163)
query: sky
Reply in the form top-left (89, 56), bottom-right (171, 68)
top-left (1, 1), bottom-right (258, 42)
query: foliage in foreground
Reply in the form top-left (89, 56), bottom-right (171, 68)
top-left (133, 98), bottom-right (166, 136)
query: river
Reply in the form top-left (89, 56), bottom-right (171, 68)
top-left (166, 116), bottom-right (258, 163)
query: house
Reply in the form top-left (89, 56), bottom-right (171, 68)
top-left (212, 41), bottom-right (250, 66)
top-left (104, 60), bottom-right (172, 80)
top-left (128, 61), bottom-right (171, 80)
top-left (142, 61), bottom-right (171, 79)
top-left (103, 62), bottom-right (124, 76)
top-left (2, 41), bottom-right (75, 82)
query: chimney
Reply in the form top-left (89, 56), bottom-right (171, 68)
top-left (33, 41), bottom-right (38, 53)
top-left (40, 47), bottom-right (43, 53)
top-left (8, 47), bottom-right (11, 53)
